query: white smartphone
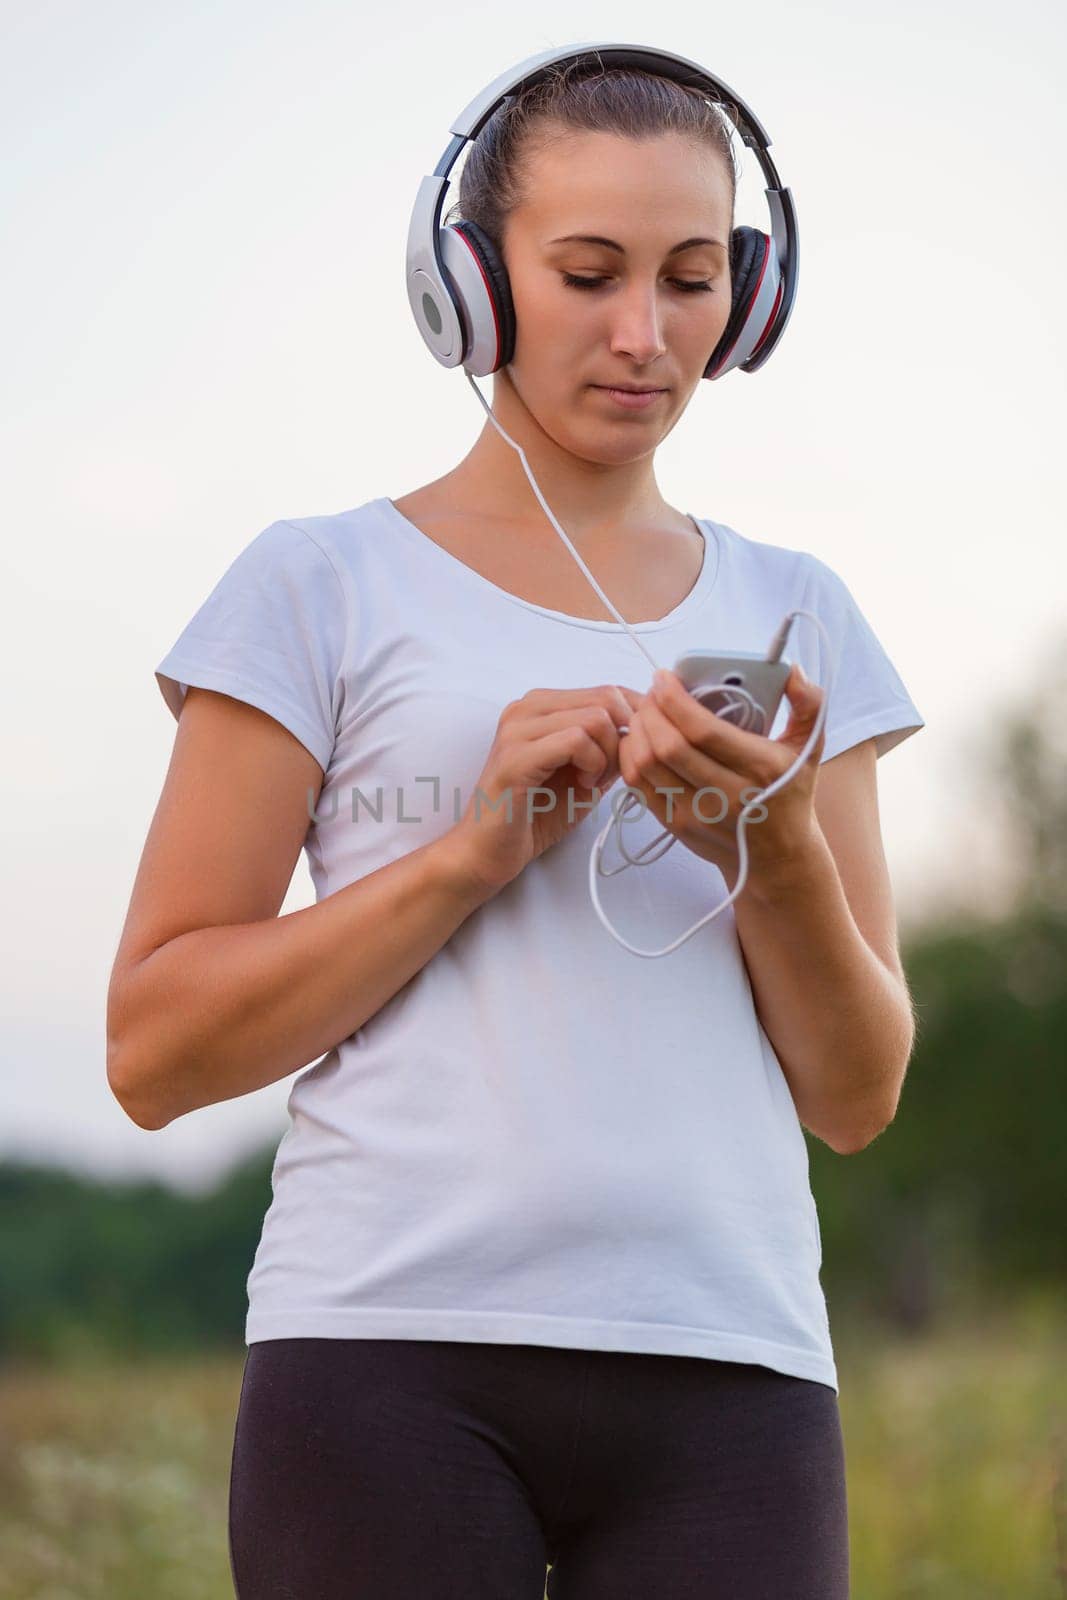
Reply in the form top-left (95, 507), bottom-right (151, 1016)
top-left (672, 649), bottom-right (792, 738)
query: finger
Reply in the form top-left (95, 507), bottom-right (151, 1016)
top-left (651, 668), bottom-right (771, 759)
top-left (568, 705), bottom-right (624, 776)
top-left (508, 705), bottom-right (619, 782)
top-left (785, 662), bottom-right (824, 715)
top-left (637, 695), bottom-right (746, 797)
top-left (619, 709), bottom-right (713, 812)
top-left (610, 685), bottom-right (645, 734)
top-left (618, 713), bottom-right (663, 795)
top-left (526, 726), bottom-right (609, 786)
top-left (650, 668), bottom-right (784, 786)
top-left (518, 686), bottom-right (634, 727)
top-left (778, 663), bottom-right (826, 748)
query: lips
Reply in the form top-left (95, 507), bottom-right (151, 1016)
top-left (593, 385), bottom-right (668, 410)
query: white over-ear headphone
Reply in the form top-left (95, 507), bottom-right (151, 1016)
top-left (405, 40), bottom-right (799, 381)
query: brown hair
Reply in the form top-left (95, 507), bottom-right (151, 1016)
top-left (444, 56), bottom-right (741, 258)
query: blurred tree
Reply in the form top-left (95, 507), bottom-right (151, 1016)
top-left (811, 627), bottom-right (1067, 1332)
top-left (976, 631), bottom-right (1067, 917)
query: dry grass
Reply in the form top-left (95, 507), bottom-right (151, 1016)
top-left (1, 1291), bottom-right (1064, 1598)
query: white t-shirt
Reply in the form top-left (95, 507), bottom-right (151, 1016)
top-left (155, 495), bottom-right (925, 1393)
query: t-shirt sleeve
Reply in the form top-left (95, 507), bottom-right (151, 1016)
top-left (154, 519), bottom-right (347, 774)
top-left (798, 554), bottom-right (925, 764)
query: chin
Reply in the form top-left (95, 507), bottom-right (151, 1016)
top-left (531, 394), bottom-right (666, 461)
top-left (575, 430), bottom-right (662, 466)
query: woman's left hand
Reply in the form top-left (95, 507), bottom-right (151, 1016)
top-left (614, 662), bottom-right (827, 892)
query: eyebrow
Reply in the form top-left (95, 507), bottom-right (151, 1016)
top-left (547, 234), bottom-right (727, 255)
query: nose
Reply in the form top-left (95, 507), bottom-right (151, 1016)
top-left (607, 282), bottom-right (668, 366)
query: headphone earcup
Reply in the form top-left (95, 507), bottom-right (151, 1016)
top-left (442, 219), bottom-right (516, 374)
top-left (704, 225), bottom-right (783, 380)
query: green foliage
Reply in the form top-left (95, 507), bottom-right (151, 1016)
top-left (808, 632), bottom-right (1067, 1332)
top-left (809, 901), bottom-right (1067, 1331)
top-left (0, 1150), bottom-right (275, 1364)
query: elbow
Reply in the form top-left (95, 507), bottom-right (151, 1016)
top-left (107, 1045), bottom-right (171, 1132)
top-left (829, 1122), bottom-right (885, 1156)
top-left (802, 1090), bottom-right (895, 1157)
top-left (830, 1031), bottom-right (912, 1157)
top-left (107, 965), bottom-right (175, 1131)
top-left (828, 1095), bottom-right (900, 1156)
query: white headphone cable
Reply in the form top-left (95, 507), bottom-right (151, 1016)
top-left (464, 370), bottom-right (835, 957)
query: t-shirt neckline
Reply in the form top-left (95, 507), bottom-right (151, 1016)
top-left (378, 496), bottom-right (720, 633)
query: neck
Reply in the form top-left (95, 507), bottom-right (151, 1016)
top-left (447, 367), bottom-right (683, 547)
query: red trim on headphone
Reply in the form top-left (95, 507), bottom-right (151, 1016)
top-left (456, 229), bottom-right (501, 368)
top-left (708, 236), bottom-right (773, 377)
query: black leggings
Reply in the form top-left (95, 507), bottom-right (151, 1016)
top-left (228, 1337), bottom-right (850, 1598)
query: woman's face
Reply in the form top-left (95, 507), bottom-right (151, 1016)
top-left (498, 128), bottom-right (735, 463)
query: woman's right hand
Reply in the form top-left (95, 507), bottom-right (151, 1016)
top-left (440, 683), bottom-right (645, 897)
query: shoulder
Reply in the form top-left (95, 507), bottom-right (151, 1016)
top-left (283, 498), bottom-right (393, 558)
top-left (698, 515), bottom-right (835, 597)
top-left (267, 498), bottom-right (413, 594)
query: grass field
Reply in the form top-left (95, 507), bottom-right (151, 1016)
top-left (1, 1291), bottom-right (1064, 1599)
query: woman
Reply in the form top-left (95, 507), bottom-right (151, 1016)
top-left (108, 56), bottom-right (924, 1599)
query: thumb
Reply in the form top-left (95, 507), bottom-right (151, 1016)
top-left (786, 660), bottom-right (819, 704)
top-left (779, 663), bottom-right (826, 749)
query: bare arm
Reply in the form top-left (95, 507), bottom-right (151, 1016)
top-left (109, 679), bottom-right (632, 1131)
top-left (107, 688), bottom-right (493, 1131)
top-left (730, 738), bottom-right (916, 1155)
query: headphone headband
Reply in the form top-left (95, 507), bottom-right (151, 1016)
top-left (447, 43), bottom-right (772, 154)
top-left (405, 41), bottom-right (799, 379)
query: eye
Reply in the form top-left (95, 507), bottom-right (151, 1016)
top-left (561, 273), bottom-right (715, 294)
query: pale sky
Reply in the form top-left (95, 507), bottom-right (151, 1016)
top-left (3, 0), bottom-right (1064, 1194)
